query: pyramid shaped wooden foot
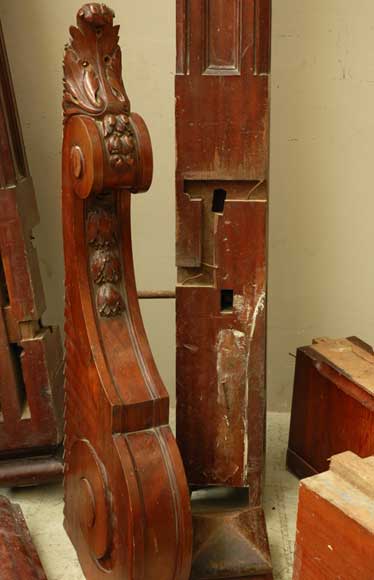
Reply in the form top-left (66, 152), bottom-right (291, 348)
top-left (191, 507), bottom-right (273, 580)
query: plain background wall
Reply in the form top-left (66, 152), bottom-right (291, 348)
top-left (0, 1), bottom-right (373, 411)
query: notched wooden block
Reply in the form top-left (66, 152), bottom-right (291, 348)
top-left (293, 451), bottom-right (374, 580)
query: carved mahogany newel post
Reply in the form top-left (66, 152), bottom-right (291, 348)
top-left (62, 5), bottom-right (192, 579)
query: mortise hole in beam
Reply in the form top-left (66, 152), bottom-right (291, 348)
top-left (9, 343), bottom-right (27, 416)
top-left (211, 188), bottom-right (227, 214)
top-left (221, 289), bottom-right (234, 312)
top-left (0, 254), bottom-right (9, 306)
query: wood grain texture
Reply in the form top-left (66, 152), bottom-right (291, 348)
top-left (62, 5), bottom-right (192, 579)
top-left (293, 451), bottom-right (374, 580)
top-left (0, 20), bottom-right (63, 486)
top-left (176, 1), bottom-right (272, 578)
top-left (0, 496), bottom-right (47, 579)
top-left (287, 336), bottom-right (374, 479)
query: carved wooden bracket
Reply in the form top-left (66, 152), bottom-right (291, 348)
top-left (62, 5), bottom-right (192, 578)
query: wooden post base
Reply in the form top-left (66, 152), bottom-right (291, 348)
top-left (0, 496), bottom-right (47, 579)
top-left (0, 450), bottom-right (63, 487)
top-left (191, 507), bottom-right (272, 580)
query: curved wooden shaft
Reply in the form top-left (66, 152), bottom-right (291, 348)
top-left (62, 5), bottom-right (192, 579)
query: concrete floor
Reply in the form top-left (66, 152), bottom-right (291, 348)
top-left (2, 413), bottom-right (299, 580)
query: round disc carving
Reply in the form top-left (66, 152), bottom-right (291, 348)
top-left (70, 145), bottom-right (84, 179)
top-left (64, 116), bottom-right (104, 199)
top-left (67, 439), bottom-right (112, 563)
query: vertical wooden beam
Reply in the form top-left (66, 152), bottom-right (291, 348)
top-left (176, 1), bottom-right (273, 578)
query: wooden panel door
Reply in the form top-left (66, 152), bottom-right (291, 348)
top-left (176, 1), bottom-right (273, 578)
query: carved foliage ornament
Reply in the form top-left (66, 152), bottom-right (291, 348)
top-left (87, 205), bottom-right (125, 318)
top-left (64, 3), bottom-right (129, 117)
top-left (64, 4), bottom-right (136, 318)
top-left (64, 3), bottom-right (136, 171)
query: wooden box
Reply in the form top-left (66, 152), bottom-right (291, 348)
top-left (287, 336), bottom-right (374, 479)
top-left (293, 451), bottom-right (374, 580)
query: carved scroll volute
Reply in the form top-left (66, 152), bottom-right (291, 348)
top-left (62, 5), bottom-right (192, 580)
top-left (64, 3), bottom-right (153, 197)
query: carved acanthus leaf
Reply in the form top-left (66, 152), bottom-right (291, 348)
top-left (106, 46), bottom-right (127, 103)
top-left (97, 284), bottom-right (125, 317)
top-left (91, 249), bottom-right (121, 284)
top-left (63, 3), bottom-right (130, 119)
top-left (87, 205), bottom-right (125, 318)
top-left (87, 208), bottom-right (117, 248)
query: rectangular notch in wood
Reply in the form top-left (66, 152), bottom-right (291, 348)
top-left (0, 315), bottom-right (26, 423)
top-left (177, 180), bottom-right (264, 287)
top-left (0, 254), bottom-right (9, 306)
top-left (211, 188), bottom-right (227, 214)
top-left (221, 289), bottom-right (234, 312)
top-left (203, 0), bottom-right (242, 75)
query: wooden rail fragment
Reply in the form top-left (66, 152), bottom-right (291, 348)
top-left (62, 4), bottom-right (192, 579)
top-left (0, 496), bottom-right (47, 579)
top-left (0, 20), bottom-right (63, 487)
top-left (288, 336), bottom-right (374, 479)
top-left (175, 1), bottom-right (273, 578)
top-left (293, 451), bottom-right (374, 579)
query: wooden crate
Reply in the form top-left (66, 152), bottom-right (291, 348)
top-left (287, 336), bottom-right (374, 479)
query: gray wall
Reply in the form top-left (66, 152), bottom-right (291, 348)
top-left (1, 1), bottom-right (373, 411)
